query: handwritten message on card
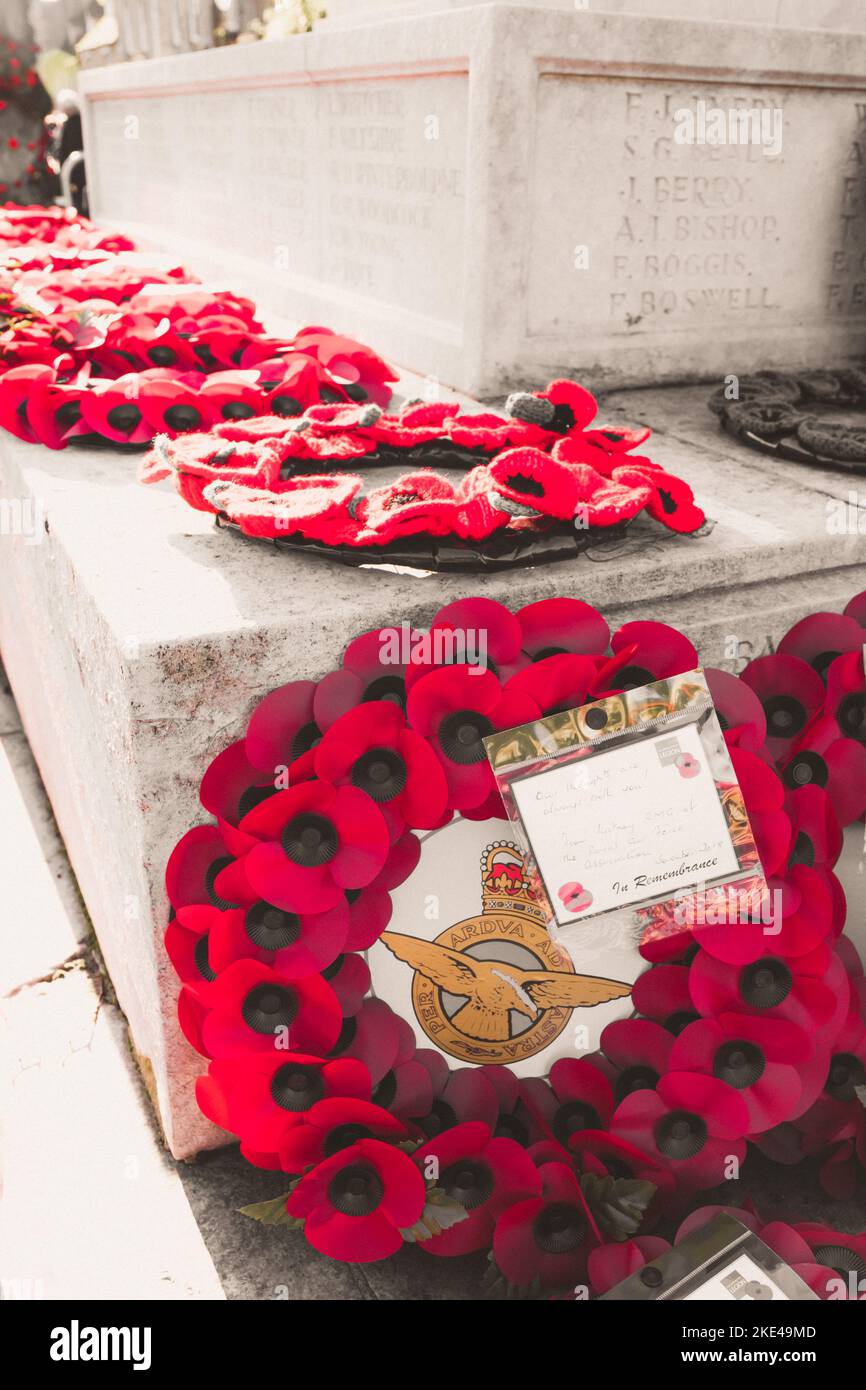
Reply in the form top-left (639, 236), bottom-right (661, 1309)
top-left (510, 723), bottom-right (740, 927)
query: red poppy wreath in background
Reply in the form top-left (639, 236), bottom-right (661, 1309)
top-left (164, 593), bottom-right (866, 1295)
top-left (0, 204), bottom-right (398, 449)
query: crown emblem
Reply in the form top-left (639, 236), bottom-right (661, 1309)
top-left (480, 841), bottom-right (546, 924)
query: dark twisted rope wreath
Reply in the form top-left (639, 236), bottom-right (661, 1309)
top-left (709, 367), bottom-right (866, 472)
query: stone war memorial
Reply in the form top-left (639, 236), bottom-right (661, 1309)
top-left (1, 0), bottom-right (866, 1315)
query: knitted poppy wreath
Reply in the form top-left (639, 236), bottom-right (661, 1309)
top-left (141, 378), bottom-right (706, 569)
top-left (709, 368), bottom-right (866, 473)
top-left (165, 593), bottom-right (866, 1295)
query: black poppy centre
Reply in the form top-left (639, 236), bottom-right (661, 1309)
top-left (438, 709), bottom-right (494, 764)
top-left (533, 1201), bottom-right (586, 1255)
top-left (552, 1099), bottom-right (602, 1147)
top-left (782, 750), bottom-right (829, 791)
top-left (763, 694), bottom-right (808, 741)
top-left (242, 983), bottom-right (298, 1034)
top-left (328, 1163), bottom-right (384, 1216)
top-left (281, 812), bottom-right (338, 866)
top-left (713, 1040), bottom-right (765, 1089)
top-left (655, 1109), bottom-right (707, 1160)
top-left (244, 901), bottom-right (301, 951)
top-left (441, 1159), bottom-right (494, 1210)
top-left (351, 746), bottom-right (407, 801)
top-left (270, 1062), bottom-right (325, 1111)
top-left (739, 958), bottom-right (793, 1010)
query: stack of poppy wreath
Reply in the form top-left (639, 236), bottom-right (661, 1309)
top-left (0, 204), bottom-right (397, 448)
top-left (141, 379), bottom-right (706, 569)
top-left (709, 367), bottom-right (866, 472)
top-left (165, 593), bottom-right (866, 1295)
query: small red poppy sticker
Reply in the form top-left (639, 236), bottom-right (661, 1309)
top-left (558, 882), bottom-right (593, 912)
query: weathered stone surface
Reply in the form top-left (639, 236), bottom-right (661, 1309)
top-left (80, 5), bottom-right (866, 394)
top-left (1, 377), bottom-right (864, 1156)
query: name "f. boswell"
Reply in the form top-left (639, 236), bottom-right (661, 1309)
top-left (50, 1321), bottom-right (152, 1372)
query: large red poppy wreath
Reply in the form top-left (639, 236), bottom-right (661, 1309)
top-left (165, 593), bottom-right (866, 1296)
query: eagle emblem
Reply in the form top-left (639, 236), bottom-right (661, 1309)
top-left (372, 840), bottom-right (632, 1066)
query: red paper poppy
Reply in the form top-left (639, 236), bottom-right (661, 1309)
top-left (314, 699), bottom-right (449, 834)
top-left (326, 997), bottom-right (405, 1087)
top-left (689, 942), bottom-right (849, 1041)
top-left (321, 952), bottom-right (371, 1016)
top-left (845, 590), bottom-right (866, 627)
top-left (244, 678), bottom-right (320, 773)
top-left (196, 1050), bottom-right (370, 1151)
top-left (165, 904), bottom-right (218, 986)
top-left (778, 610), bottom-right (865, 682)
top-left (0, 362), bottom-right (57, 441)
top-left (278, 1097), bottom-right (407, 1174)
top-left (406, 596), bottom-right (525, 690)
top-left (165, 824), bottom-right (237, 910)
top-left (313, 625), bottom-right (418, 731)
top-left (600, 1018), bottom-right (674, 1106)
top-left (522, 1057), bottom-right (615, 1147)
top-left (611, 1072), bottom-right (748, 1190)
top-left (506, 653), bottom-right (600, 717)
top-left (198, 370), bottom-right (267, 423)
top-left (411, 1121), bottom-right (541, 1256)
top-left (291, 328), bottom-right (398, 408)
top-left (607, 620), bottom-right (698, 690)
top-left (78, 374), bottom-right (154, 444)
top-left (794, 1008), bottom-right (866, 1142)
top-left (785, 784), bottom-right (842, 872)
top-left (781, 713), bottom-right (866, 826)
top-left (406, 664), bottom-right (539, 810)
top-left (198, 957), bottom-right (343, 1057)
top-left (287, 1138), bottom-right (425, 1262)
top-left (516, 596), bottom-right (610, 660)
top-left (111, 314), bottom-right (200, 373)
top-left (412, 1063), bottom-right (500, 1138)
top-left (237, 780), bottom-right (390, 913)
top-left (693, 862), bottom-right (832, 966)
top-left (632, 963), bottom-right (700, 1034)
top-left (670, 1012), bottom-right (808, 1132)
top-left (704, 667), bottom-right (767, 753)
top-left (25, 374), bottom-right (91, 448)
top-left (587, 1237), bottom-right (672, 1296)
top-left (206, 893), bottom-right (349, 979)
top-left (493, 1161), bottom-right (595, 1290)
top-left (740, 653), bottom-right (825, 763)
top-left (371, 1054), bottom-right (436, 1122)
top-left (825, 648), bottom-right (865, 749)
top-left (199, 737), bottom-right (283, 857)
top-left (341, 829), bottom-right (420, 951)
top-left (792, 1223), bottom-right (866, 1296)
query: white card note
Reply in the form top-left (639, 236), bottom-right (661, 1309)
top-left (510, 722), bottom-right (740, 927)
